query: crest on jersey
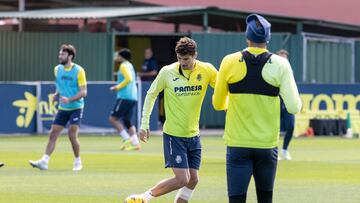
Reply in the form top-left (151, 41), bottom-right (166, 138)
top-left (196, 74), bottom-right (202, 81)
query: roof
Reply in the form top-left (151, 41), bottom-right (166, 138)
top-left (138, 0), bottom-right (360, 26)
top-left (2, 0), bottom-right (358, 27)
top-left (0, 0), bottom-right (153, 10)
top-left (0, 6), bottom-right (359, 36)
top-left (0, 6), bottom-right (206, 19)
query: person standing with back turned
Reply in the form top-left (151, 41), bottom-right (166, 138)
top-left (213, 14), bottom-right (301, 203)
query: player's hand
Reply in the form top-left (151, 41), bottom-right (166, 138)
top-left (139, 129), bottom-right (150, 143)
top-left (110, 86), bottom-right (118, 91)
top-left (51, 93), bottom-right (59, 102)
top-left (60, 96), bottom-right (70, 104)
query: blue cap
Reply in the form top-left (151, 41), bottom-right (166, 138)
top-left (245, 14), bottom-right (271, 43)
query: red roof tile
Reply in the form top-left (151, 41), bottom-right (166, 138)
top-left (139, 0), bottom-right (360, 26)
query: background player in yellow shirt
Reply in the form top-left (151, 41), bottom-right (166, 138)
top-left (109, 49), bottom-right (140, 150)
top-left (126, 37), bottom-right (217, 203)
top-left (213, 14), bottom-right (301, 203)
top-left (29, 44), bottom-right (87, 171)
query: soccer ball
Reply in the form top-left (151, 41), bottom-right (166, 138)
top-left (124, 194), bottom-right (147, 203)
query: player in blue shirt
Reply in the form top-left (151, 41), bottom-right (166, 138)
top-left (109, 49), bottom-right (140, 150)
top-left (29, 44), bottom-right (87, 171)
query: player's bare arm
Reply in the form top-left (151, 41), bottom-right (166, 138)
top-left (52, 91), bottom-right (59, 102)
top-left (60, 85), bottom-right (87, 104)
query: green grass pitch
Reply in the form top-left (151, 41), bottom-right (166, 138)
top-left (0, 135), bottom-right (360, 203)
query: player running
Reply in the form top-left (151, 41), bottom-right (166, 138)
top-left (109, 48), bottom-right (140, 151)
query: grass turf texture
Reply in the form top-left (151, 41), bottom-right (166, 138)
top-left (0, 135), bottom-right (359, 203)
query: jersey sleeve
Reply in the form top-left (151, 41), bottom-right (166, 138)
top-left (279, 60), bottom-right (302, 114)
top-left (115, 64), bottom-right (133, 90)
top-left (77, 67), bottom-right (87, 87)
top-left (206, 63), bottom-right (218, 88)
top-left (54, 66), bottom-right (59, 77)
top-left (212, 56), bottom-right (230, 111)
top-left (54, 66), bottom-right (59, 92)
top-left (140, 68), bottom-right (166, 130)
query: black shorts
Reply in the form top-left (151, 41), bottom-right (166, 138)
top-left (226, 147), bottom-right (278, 196)
top-left (53, 109), bottom-right (83, 127)
top-left (110, 99), bottom-right (137, 121)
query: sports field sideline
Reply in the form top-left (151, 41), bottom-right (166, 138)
top-left (0, 135), bottom-right (359, 203)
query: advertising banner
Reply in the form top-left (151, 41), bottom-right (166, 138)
top-left (0, 83), bottom-right (37, 134)
top-left (2, 83), bottom-right (359, 135)
top-left (296, 84), bottom-right (360, 135)
top-left (0, 82), bottom-right (159, 134)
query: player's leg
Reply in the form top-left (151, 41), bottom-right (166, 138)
top-left (68, 124), bottom-right (82, 171)
top-left (108, 115), bottom-right (126, 134)
top-left (109, 99), bottom-right (131, 148)
top-left (174, 169), bottom-right (198, 203)
top-left (175, 135), bottom-right (201, 203)
top-left (282, 113), bottom-right (295, 160)
top-left (227, 147), bottom-right (253, 203)
top-left (45, 124), bottom-right (65, 156)
top-left (29, 110), bottom-right (66, 170)
top-left (123, 100), bottom-right (140, 150)
top-left (128, 125), bottom-right (136, 138)
top-left (109, 115), bottom-right (131, 149)
top-left (68, 109), bottom-right (83, 171)
top-left (29, 125), bottom-right (64, 170)
top-left (141, 168), bottom-right (190, 202)
top-left (0, 162), bottom-right (4, 168)
top-left (253, 148), bottom-right (278, 203)
top-left (279, 108), bottom-right (286, 160)
top-left (68, 124), bottom-right (80, 157)
top-left (154, 168), bottom-right (190, 196)
top-left (141, 133), bottom-right (191, 202)
top-left (109, 99), bottom-right (125, 132)
top-left (123, 125), bottom-right (141, 150)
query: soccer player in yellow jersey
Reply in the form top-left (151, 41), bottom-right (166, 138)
top-left (213, 14), bottom-right (302, 203)
top-left (129, 37), bottom-right (217, 203)
top-left (29, 44), bottom-right (87, 171)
